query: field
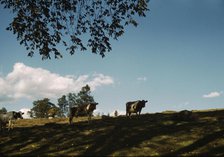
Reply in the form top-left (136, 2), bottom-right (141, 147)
top-left (1, 109), bottom-right (224, 156)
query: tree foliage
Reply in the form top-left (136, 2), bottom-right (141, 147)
top-left (0, 0), bottom-right (149, 59)
top-left (57, 95), bottom-right (68, 117)
top-left (67, 92), bottom-right (78, 107)
top-left (31, 98), bottom-right (58, 118)
top-left (47, 106), bottom-right (60, 118)
top-left (77, 84), bottom-right (95, 105)
top-left (0, 107), bottom-right (7, 114)
top-left (30, 85), bottom-right (95, 118)
top-left (67, 84), bottom-right (95, 108)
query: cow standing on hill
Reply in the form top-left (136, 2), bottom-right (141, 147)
top-left (126, 100), bottom-right (148, 117)
top-left (69, 102), bottom-right (98, 125)
top-left (0, 111), bottom-right (24, 131)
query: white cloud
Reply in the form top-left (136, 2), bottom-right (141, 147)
top-left (88, 74), bottom-right (114, 91)
top-left (203, 91), bottom-right (222, 98)
top-left (137, 77), bottom-right (147, 81)
top-left (0, 62), bottom-right (114, 103)
top-left (19, 108), bottom-right (31, 119)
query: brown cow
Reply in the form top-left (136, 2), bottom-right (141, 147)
top-left (69, 102), bottom-right (98, 124)
top-left (126, 100), bottom-right (148, 117)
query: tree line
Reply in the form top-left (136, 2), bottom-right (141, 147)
top-left (29, 84), bottom-right (95, 118)
top-left (0, 84), bottom-right (95, 118)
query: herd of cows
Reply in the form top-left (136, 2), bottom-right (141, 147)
top-left (0, 100), bottom-right (148, 131)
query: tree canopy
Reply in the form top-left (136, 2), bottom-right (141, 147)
top-left (67, 84), bottom-right (95, 108)
top-left (30, 84), bottom-right (95, 118)
top-left (0, 0), bottom-right (149, 59)
top-left (57, 95), bottom-right (68, 117)
top-left (30, 98), bottom-right (55, 118)
top-left (0, 107), bottom-right (7, 114)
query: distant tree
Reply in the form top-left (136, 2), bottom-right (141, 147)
top-left (47, 106), bottom-right (60, 118)
top-left (67, 92), bottom-right (78, 108)
top-left (67, 84), bottom-right (95, 108)
top-left (76, 84), bottom-right (95, 106)
top-left (0, 0), bottom-right (149, 59)
top-left (27, 110), bottom-right (33, 118)
top-left (114, 110), bottom-right (118, 117)
top-left (31, 98), bottom-right (54, 118)
top-left (0, 107), bottom-right (7, 114)
top-left (67, 85), bottom-right (96, 109)
top-left (57, 95), bottom-right (69, 117)
top-left (66, 85), bottom-right (96, 117)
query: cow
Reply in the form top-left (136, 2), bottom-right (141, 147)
top-left (0, 111), bottom-right (24, 131)
top-left (126, 100), bottom-right (148, 117)
top-left (69, 102), bottom-right (98, 125)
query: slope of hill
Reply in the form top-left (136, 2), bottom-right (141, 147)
top-left (0, 109), bottom-right (224, 156)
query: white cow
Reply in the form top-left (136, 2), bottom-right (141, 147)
top-left (0, 111), bottom-right (24, 131)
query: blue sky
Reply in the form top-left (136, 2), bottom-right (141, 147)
top-left (0, 0), bottom-right (224, 117)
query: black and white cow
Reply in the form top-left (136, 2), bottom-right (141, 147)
top-left (0, 111), bottom-right (24, 131)
top-left (69, 102), bottom-right (98, 124)
top-left (126, 100), bottom-right (148, 117)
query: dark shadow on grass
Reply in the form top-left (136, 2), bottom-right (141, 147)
top-left (0, 111), bottom-right (224, 156)
top-left (164, 129), bottom-right (224, 156)
top-left (202, 145), bottom-right (224, 156)
top-left (81, 114), bottom-right (214, 156)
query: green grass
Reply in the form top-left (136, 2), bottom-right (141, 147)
top-left (0, 109), bottom-right (224, 156)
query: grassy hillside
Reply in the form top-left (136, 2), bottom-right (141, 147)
top-left (0, 109), bottom-right (224, 156)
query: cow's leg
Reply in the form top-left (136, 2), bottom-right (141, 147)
top-left (88, 115), bottom-right (90, 124)
top-left (126, 107), bottom-right (130, 117)
top-left (138, 111), bottom-right (141, 115)
top-left (1, 122), bottom-right (7, 131)
top-left (88, 113), bottom-right (92, 124)
top-left (0, 123), bottom-right (4, 132)
top-left (69, 116), bottom-right (73, 125)
top-left (128, 112), bottom-right (132, 118)
top-left (0, 122), bottom-right (2, 131)
top-left (139, 109), bottom-right (142, 115)
top-left (126, 111), bottom-right (128, 117)
top-left (11, 120), bottom-right (14, 130)
top-left (8, 120), bottom-right (12, 131)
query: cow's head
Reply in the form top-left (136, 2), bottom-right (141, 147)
top-left (140, 100), bottom-right (148, 108)
top-left (87, 102), bottom-right (98, 111)
top-left (13, 111), bottom-right (24, 119)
